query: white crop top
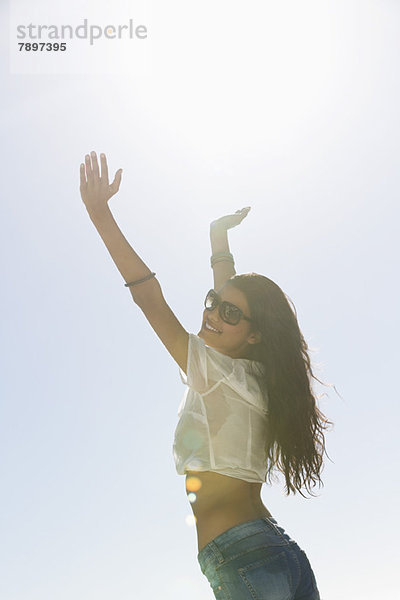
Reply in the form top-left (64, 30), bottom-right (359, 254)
top-left (172, 333), bottom-right (270, 483)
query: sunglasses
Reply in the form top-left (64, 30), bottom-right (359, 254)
top-left (204, 289), bottom-right (254, 326)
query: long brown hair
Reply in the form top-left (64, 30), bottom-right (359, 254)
top-left (228, 273), bottom-right (334, 498)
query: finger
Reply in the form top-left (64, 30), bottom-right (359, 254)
top-left (80, 163), bottom-right (87, 187)
top-left (100, 153), bottom-right (109, 184)
top-left (91, 150), bottom-right (100, 178)
top-left (110, 169), bottom-right (123, 195)
top-left (239, 207), bottom-right (251, 219)
top-left (85, 154), bottom-right (93, 181)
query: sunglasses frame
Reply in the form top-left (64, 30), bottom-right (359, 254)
top-left (204, 289), bottom-right (254, 326)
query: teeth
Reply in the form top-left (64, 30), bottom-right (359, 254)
top-left (205, 321), bottom-right (221, 333)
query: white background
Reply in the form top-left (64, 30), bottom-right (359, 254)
top-left (1, 1), bottom-right (399, 599)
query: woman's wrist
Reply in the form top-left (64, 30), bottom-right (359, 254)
top-left (210, 220), bottom-right (226, 234)
top-left (210, 227), bottom-right (230, 252)
top-left (88, 203), bottom-right (113, 225)
top-left (210, 223), bottom-right (228, 241)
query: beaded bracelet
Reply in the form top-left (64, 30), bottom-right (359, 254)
top-left (124, 272), bottom-right (156, 287)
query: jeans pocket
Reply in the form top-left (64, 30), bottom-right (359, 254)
top-left (237, 548), bottom-right (293, 600)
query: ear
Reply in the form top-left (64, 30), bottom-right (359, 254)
top-left (247, 330), bottom-right (262, 345)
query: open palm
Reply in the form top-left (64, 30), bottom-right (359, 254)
top-left (211, 206), bottom-right (251, 230)
top-left (80, 151), bottom-right (122, 215)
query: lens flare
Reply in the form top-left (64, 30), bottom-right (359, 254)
top-left (185, 514), bottom-right (197, 527)
top-left (186, 476), bottom-right (202, 493)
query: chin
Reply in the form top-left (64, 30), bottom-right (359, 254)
top-left (198, 326), bottom-right (213, 344)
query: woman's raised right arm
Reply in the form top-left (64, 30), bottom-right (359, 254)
top-left (80, 151), bottom-right (189, 374)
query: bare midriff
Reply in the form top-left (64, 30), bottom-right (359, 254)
top-left (185, 470), bottom-right (273, 553)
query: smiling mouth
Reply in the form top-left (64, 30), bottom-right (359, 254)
top-left (203, 320), bottom-right (222, 334)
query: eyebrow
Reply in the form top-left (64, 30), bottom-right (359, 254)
top-left (212, 290), bottom-right (246, 312)
top-left (221, 297), bottom-right (245, 312)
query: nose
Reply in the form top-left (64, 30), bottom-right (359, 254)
top-left (205, 307), bottom-right (221, 325)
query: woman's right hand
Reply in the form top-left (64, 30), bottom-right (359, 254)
top-left (210, 206), bottom-right (251, 231)
top-left (80, 151), bottom-right (123, 216)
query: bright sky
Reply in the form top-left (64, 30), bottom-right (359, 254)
top-left (1, 1), bottom-right (399, 599)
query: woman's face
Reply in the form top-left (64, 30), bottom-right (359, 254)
top-left (198, 283), bottom-right (261, 359)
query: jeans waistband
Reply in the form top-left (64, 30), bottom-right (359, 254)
top-left (197, 516), bottom-right (294, 571)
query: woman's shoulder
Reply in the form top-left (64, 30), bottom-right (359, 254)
top-left (191, 333), bottom-right (264, 373)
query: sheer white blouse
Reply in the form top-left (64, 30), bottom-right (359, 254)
top-left (173, 333), bottom-right (270, 483)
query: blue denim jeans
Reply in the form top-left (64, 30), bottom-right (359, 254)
top-left (197, 517), bottom-right (321, 600)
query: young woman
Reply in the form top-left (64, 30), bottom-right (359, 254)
top-left (80, 151), bottom-right (332, 600)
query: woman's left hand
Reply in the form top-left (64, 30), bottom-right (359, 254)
top-left (210, 207), bottom-right (251, 231)
top-left (80, 151), bottom-right (123, 216)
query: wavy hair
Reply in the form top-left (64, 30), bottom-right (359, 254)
top-left (227, 273), bottom-right (334, 498)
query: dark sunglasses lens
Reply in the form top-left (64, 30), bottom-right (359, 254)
top-left (222, 303), bottom-right (241, 325)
